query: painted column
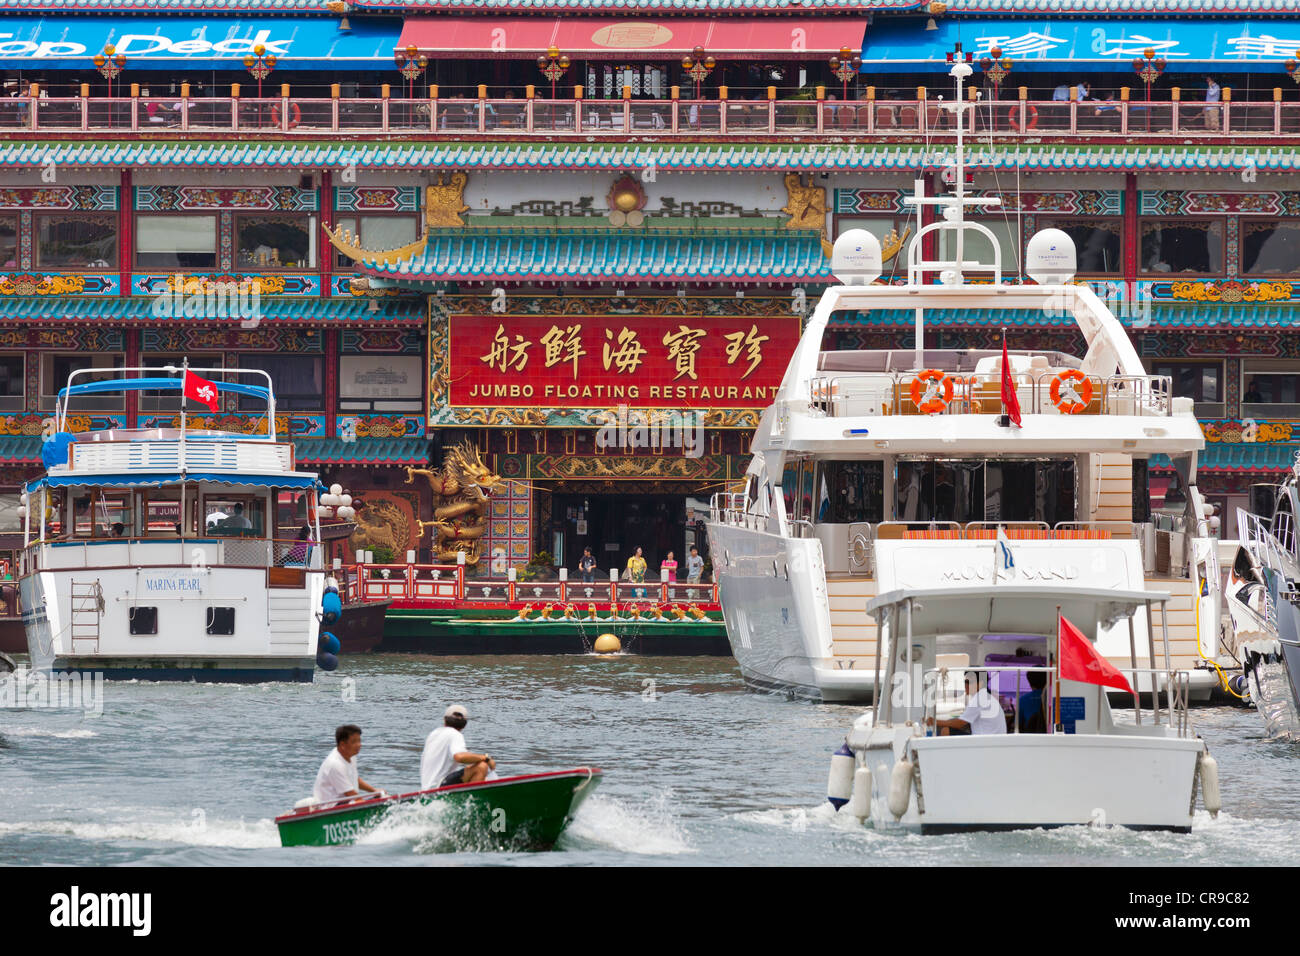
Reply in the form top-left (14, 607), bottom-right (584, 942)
top-left (319, 168), bottom-right (333, 298)
top-left (1123, 173), bottom-right (1138, 292)
top-left (125, 328), bottom-right (139, 428)
top-left (325, 328), bottom-right (339, 440)
top-left (119, 169), bottom-right (132, 299)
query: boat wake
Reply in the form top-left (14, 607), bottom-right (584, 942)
top-left (0, 726), bottom-right (99, 739)
top-left (0, 816), bottom-right (279, 849)
top-left (559, 791), bottom-right (693, 855)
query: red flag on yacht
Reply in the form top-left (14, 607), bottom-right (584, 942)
top-left (183, 369), bottom-right (220, 412)
top-left (1000, 331), bottom-right (1022, 427)
top-left (1058, 614), bottom-right (1133, 694)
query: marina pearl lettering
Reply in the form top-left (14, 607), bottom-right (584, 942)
top-left (144, 577), bottom-right (202, 592)
top-left (941, 564), bottom-right (1080, 582)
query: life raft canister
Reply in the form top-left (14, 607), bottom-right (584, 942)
top-left (909, 369), bottom-right (954, 414)
top-left (1050, 369), bottom-right (1094, 414)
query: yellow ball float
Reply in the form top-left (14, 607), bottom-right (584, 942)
top-left (593, 633), bottom-right (621, 654)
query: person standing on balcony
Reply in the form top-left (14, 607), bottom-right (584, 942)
top-left (1204, 76), bottom-right (1221, 131)
top-left (627, 547), bottom-right (647, 598)
top-left (686, 546), bottom-right (704, 584)
top-left (661, 551), bottom-right (678, 583)
top-left (579, 546), bottom-right (597, 584)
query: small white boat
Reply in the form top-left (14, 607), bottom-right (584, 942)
top-left (19, 365), bottom-right (327, 682)
top-left (827, 586), bottom-right (1220, 833)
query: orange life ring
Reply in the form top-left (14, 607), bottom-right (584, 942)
top-left (1008, 103), bottom-right (1038, 131)
top-left (271, 101), bottom-right (301, 129)
top-left (1050, 369), bottom-right (1094, 414)
top-left (909, 369), bottom-right (954, 414)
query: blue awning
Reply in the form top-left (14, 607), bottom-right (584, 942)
top-left (0, 16), bottom-right (399, 71)
top-left (861, 18), bottom-right (1300, 72)
top-left (27, 473), bottom-right (319, 491)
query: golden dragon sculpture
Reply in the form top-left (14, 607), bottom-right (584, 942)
top-left (404, 440), bottom-right (506, 565)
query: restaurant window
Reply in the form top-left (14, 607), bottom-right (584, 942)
top-left (939, 218), bottom-right (1022, 278)
top-left (138, 354), bottom-right (223, 412)
top-left (235, 214), bottom-right (316, 270)
top-left (1039, 218), bottom-right (1122, 275)
top-left (1150, 361), bottom-right (1223, 418)
top-left (40, 353), bottom-right (124, 412)
top-left (1243, 360), bottom-right (1300, 418)
top-left (238, 354), bottom-right (322, 411)
top-left (1241, 220), bottom-right (1300, 276)
top-left (0, 354), bottom-right (23, 412)
top-left (334, 215), bottom-right (418, 269)
top-left (135, 214), bottom-right (218, 269)
top-left (0, 214), bottom-right (16, 268)
top-left (1140, 219), bottom-right (1224, 274)
top-left (35, 213), bottom-right (117, 270)
top-left (338, 354), bottom-right (423, 413)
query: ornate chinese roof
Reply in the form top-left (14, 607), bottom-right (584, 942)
top-left (838, 304), bottom-right (1300, 329)
top-left (0, 0), bottom-right (917, 10)
top-left (1152, 443), bottom-right (1300, 473)
top-left (294, 437), bottom-right (430, 465)
top-left (2, 140), bottom-right (1294, 174)
top-left (353, 226), bottom-right (831, 285)
top-left (0, 294), bottom-right (424, 325)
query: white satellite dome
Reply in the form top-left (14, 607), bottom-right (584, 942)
top-left (831, 229), bottom-right (883, 286)
top-left (1025, 229), bottom-right (1077, 285)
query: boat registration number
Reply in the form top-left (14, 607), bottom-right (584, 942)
top-left (323, 819), bottom-right (362, 845)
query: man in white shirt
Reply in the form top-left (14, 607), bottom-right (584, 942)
top-left (928, 673), bottom-right (1009, 736)
top-left (420, 704), bottom-right (495, 790)
top-left (313, 724), bottom-right (382, 805)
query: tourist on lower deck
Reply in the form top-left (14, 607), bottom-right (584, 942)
top-left (661, 551), bottom-right (677, 583)
top-left (314, 724), bottom-right (382, 806)
top-left (686, 546), bottom-right (703, 584)
top-left (627, 547), bottom-right (647, 597)
top-left (579, 547), bottom-right (597, 584)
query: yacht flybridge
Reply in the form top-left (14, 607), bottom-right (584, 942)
top-left (20, 366), bottom-right (326, 682)
top-left (707, 55), bottom-right (1223, 704)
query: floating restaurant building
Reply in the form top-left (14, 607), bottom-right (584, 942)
top-left (0, 0), bottom-right (1298, 578)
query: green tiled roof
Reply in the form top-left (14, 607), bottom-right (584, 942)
top-left (361, 226), bottom-right (831, 284)
top-left (0, 295), bottom-right (424, 325)
top-left (295, 438), bottom-right (429, 465)
top-left (1152, 444), bottom-right (1300, 473)
top-left (0, 437), bottom-right (43, 465)
top-left (834, 305), bottom-right (1300, 330)
top-left (3, 141), bottom-right (1292, 174)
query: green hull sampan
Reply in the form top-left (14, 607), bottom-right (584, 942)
top-left (275, 768), bottom-right (601, 849)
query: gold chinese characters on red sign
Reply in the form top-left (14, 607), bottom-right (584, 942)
top-left (449, 314), bottom-right (800, 409)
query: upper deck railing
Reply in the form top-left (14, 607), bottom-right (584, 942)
top-left (3, 91), bottom-right (1296, 139)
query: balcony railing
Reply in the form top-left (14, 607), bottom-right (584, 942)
top-left (4, 92), bottom-right (1298, 139)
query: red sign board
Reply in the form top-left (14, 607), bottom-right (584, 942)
top-left (449, 314), bottom-right (800, 409)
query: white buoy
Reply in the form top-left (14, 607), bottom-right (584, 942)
top-left (888, 758), bottom-right (914, 820)
top-left (827, 743), bottom-right (854, 811)
top-left (848, 766), bottom-right (872, 821)
top-left (1199, 751), bottom-right (1221, 818)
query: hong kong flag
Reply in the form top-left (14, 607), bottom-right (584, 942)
top-left (1059, 614), bottom-right (1134, 694)
top-left (183, 369), bottom-right (220, 412)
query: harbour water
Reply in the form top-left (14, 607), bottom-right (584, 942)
top-left (1, 654), bottom-right (1296, 867)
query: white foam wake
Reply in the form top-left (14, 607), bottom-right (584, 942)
top-left (0, 726), bottom-right (99, 739)
top-left (0, 817), bottom-right (279, 849)
top-left (560, 791), bottom-right (694, 855)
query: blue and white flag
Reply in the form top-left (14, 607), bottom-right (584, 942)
top-left (996, 526), bottom-right (1015, 573)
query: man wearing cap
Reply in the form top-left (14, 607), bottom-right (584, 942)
top-left (420, 704), bottom-right (496, 790)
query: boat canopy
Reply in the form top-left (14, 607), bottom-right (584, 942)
top-left (57, 378), bottom-right (271, 402)
top-left (866, 585), bottom-right (1172, 638)
top-left (24, 473), bottom-right (321, 493)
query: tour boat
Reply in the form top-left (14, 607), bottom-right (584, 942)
top-left (19, 365), bottom-right (327, 682)
top-left (275, 768), bottom-right (602, 848)
top-left (1226, 464), bottom-right (1300, 740)
top-left (706, 58), bottom-right (1223, 704)
top-left (825, 587), bottom-right (1220, 833)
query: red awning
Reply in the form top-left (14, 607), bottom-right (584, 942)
top-left (398, 17), bottom-right (868, 59)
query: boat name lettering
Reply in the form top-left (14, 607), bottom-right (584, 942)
top-left (143, 577), bottom-right (203, 592)
top-left (323, 819), bottom-right (361, 844)
top-left (940, 564), bottom-right (1080, 582)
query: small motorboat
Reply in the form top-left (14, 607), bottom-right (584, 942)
top-left (275, 768), bottom-right (601, 849)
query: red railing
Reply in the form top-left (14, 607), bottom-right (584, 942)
top-left (3, 91), bottom-right (1295, 139)
top-left (340, 562), bottom-right (719, 608)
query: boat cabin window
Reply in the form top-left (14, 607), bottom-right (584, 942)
top-left (274, 491), bottom-right (314, 541)
top-left (142, 493), bottom-right (193, 536)
top-left (894, 459), bottom-right (1075, 526)
top-left (817, 461), bottom-right (884, 524)
top-left (72, 491), bottom-right (133, 538)
top-left (203, 497), bottom-right (266, 537)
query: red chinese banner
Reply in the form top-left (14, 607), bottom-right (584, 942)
top-left (448, 314), bottom-right (800, 409)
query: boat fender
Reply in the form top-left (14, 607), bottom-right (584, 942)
top-left (316, 651), bottom-right (339, 672)
top-left (848, 766), bottom-right (872, 820)
top-left (321, 589), bottom-right (342, 624)
top-left (321, 631), bottom-right (340, 655)
top-left (1228, 674), bottom-right (1250, 699)
top-left (888, 758), bottom-right (914, 820)
top-left (1199, 751), bottom-right (1221, 818)
top-left (827, 742), bottom-right (854, 810)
